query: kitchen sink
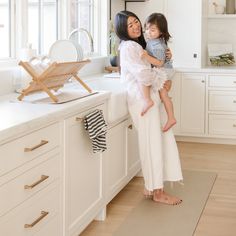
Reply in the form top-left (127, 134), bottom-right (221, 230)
top-left (86, 77), bottom-right (128, 123)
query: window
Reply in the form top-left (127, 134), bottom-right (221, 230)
top-left (28, 0), bottom-right (59, 55)
top-left (69, 0), bottom-right (95, 55)
top-left (0, 0), bottom-right (11, 58)
top-left (0, 0), bottom-right (107, 62)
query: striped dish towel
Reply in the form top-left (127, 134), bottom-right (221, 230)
top-left (84, 109), bottom-right (107, 153)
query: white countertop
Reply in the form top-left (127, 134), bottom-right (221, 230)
top-left (0, 74), bottom-right (110, 144)
top-left (176, 66), bottom-right (236, 73)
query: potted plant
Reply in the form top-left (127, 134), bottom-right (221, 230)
top-left (109, 21), bottom-right (119, 67)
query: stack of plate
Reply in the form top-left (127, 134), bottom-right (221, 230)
top-left (48, 39), bottom-right (84, 62)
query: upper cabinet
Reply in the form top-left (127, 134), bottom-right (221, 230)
top-left (164, 0), bottom-right (208, 68)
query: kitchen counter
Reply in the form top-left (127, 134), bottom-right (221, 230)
top-left (176, 66), bottom-right (236, 73)
top-left (0, 74), bottom-right (111, 144)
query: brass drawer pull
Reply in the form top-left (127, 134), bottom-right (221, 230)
top-left (128, 124), bottom-right (133, 129)
top-left (24, 175), bottom-right (49, 189)
top-left (24, 140), bottom-right (49, 152)
top-left (75, 117), bottom-right (83, 122)
top-left (24, 211), bottom-right (49, 228)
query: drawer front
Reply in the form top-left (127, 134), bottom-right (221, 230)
top-left (0, 154), bottom-right (60, 217)
top-left (209, 114), bottom-right (236, 136)
top-left (0, 184), bottom-right (60, 236)
top-left (209, 75), bottom-right (236, 88)
top-left (34, 215), bottom-right (61, 236)
top-left (0, 122), bottom-right (60, 177)
top-left (209, 91), bottom-right (236, 112)
top-left (66, 103), bottom-right (106, 125)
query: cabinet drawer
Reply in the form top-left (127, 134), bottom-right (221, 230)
top-left (0, 122), bottom-right (60, 177)
top-left (209, 91), bottom-right (236, 112)
top-left (0, 154), bottom-right (60, 217)
top-left (209, 75), bottom-right (236, 88)
top-left (209, 114), bottom-right (236, 136)
top-left (66, 103), bottom-right (106, 125)
top-left (0, 183), bottom-right (60, 236)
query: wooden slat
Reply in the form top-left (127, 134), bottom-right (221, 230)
top-left (18, 59), bottom-right (91, 102)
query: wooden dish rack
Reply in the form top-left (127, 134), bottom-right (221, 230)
top-left (18, 57), bottom-right (92, 103)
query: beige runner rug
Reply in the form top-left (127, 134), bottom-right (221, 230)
top-left (113, 170), bottom-right (217, 236)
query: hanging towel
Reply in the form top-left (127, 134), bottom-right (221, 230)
top-left (84, 109), bottom-right (107, 153)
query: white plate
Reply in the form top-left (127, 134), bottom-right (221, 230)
top-left (48, 40), bottom-right (79, 62)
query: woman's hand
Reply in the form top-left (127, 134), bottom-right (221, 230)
top-left (165, 48), bottom-right (172, 60)
top-left (141, 49), bottom-right (148, 59)
top-left (163, 80), bottom-right (172, 92)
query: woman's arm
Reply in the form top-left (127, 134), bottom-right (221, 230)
top-left (141, 50), bottom-right (165, 67)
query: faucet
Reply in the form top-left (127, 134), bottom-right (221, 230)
top-left (68, 28), bottom-right (94, 53)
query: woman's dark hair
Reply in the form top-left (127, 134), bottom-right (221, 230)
top-left (114, 11), bottom-right (146, 49)
top-left (145, 13), bottom-right (171, 45)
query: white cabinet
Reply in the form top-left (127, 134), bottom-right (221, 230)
top-left (0, 122), bottom-right (62, 236)
top-left (180, 73), bottom-right (206, 134)
top-left (169, 72), bottom-right (181, 133)
top-left (164, 0), bottom-right (208, 68)
top-left (64, 104), bottom-right (106, 236)
top-left (127, 120), bottom-right (140, 178)
top-left (208, 74), bottom-right (236, 137)
top-left (104, 120), bottom-right (128, 202)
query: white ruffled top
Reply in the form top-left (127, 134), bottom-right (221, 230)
top-left (119, 40), bottom-right (167, 105)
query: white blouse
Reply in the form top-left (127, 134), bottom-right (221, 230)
top-left (119, 40), bottom-right (167, 105)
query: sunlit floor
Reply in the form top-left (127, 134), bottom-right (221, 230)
top-left (81, 142), bottom-right (236, 236)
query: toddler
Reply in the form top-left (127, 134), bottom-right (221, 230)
top-left (141, 13), bottom-right (176, 132)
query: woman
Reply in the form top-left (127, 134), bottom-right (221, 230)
top-left (114, 10), bottom-right (183, 205)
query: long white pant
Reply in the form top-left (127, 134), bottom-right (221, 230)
top-left (128, 93), bottom-right (183, 191)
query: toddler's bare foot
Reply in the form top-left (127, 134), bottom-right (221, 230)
top-left (162, 118), bottom-right (176, 132)
top-left (153, 190), bottom-right (182, 205)
top-left (141, 100), bottom-right (154, 116)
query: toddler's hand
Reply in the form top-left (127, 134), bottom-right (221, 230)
top-left (165, 48), bottom-right (172, 60)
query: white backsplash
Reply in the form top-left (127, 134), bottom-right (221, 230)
top-left (208, 19), bottom-right (236, 58)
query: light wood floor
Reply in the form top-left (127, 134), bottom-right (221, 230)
top-left (81, 142), bottom-right (236, 236)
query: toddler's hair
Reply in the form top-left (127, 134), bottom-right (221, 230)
top-left (145, 13), bottom-right (171, 44)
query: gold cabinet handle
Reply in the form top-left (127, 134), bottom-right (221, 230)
top-left (24, 140), bottom-right (49, 152)
top-left (24, 175), bottom-right (49, 189)
top-left (128, 124), bottom-right (133, 129)
top-left (24, 211), bottom-right (49, 228)
top-left (75, 117), bottom-right (83, 122)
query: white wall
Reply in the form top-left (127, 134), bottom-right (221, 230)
top-left (208, 19), bottom-right (236, 59)
top-left (126, 0), bottom-right (164, 24)
top-left (111, 0), bottom-right (164, 24)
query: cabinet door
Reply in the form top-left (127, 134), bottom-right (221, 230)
top-left (104, 120), bottom-right (127, 203)
top-left (169, 73), bottom-right (181, 134)
top-left (180, 73), bottom-right (206, 134)
top-left (64, 105), bottom-right (105, 236)
top-left (127, 120), bottom-right (140, 177)
top-left (164, 0), bottom-right (202, 68)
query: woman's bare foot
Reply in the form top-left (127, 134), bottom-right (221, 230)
top-left (153, 190), bottom-right (182, 205)
top-left (162, 118), bottom-right (176, 132)
top-left (143, 188), bottom-right (153, 198)
top-left (141, 99), bottom-right (154, 116)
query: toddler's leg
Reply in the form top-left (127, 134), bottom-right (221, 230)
top-left (159, 88), bottom-right (176, 132)
top-left (141, 85), bottom-right (154, 116)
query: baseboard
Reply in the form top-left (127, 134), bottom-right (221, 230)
top-left (175, 135), bottom-right (236, 145)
